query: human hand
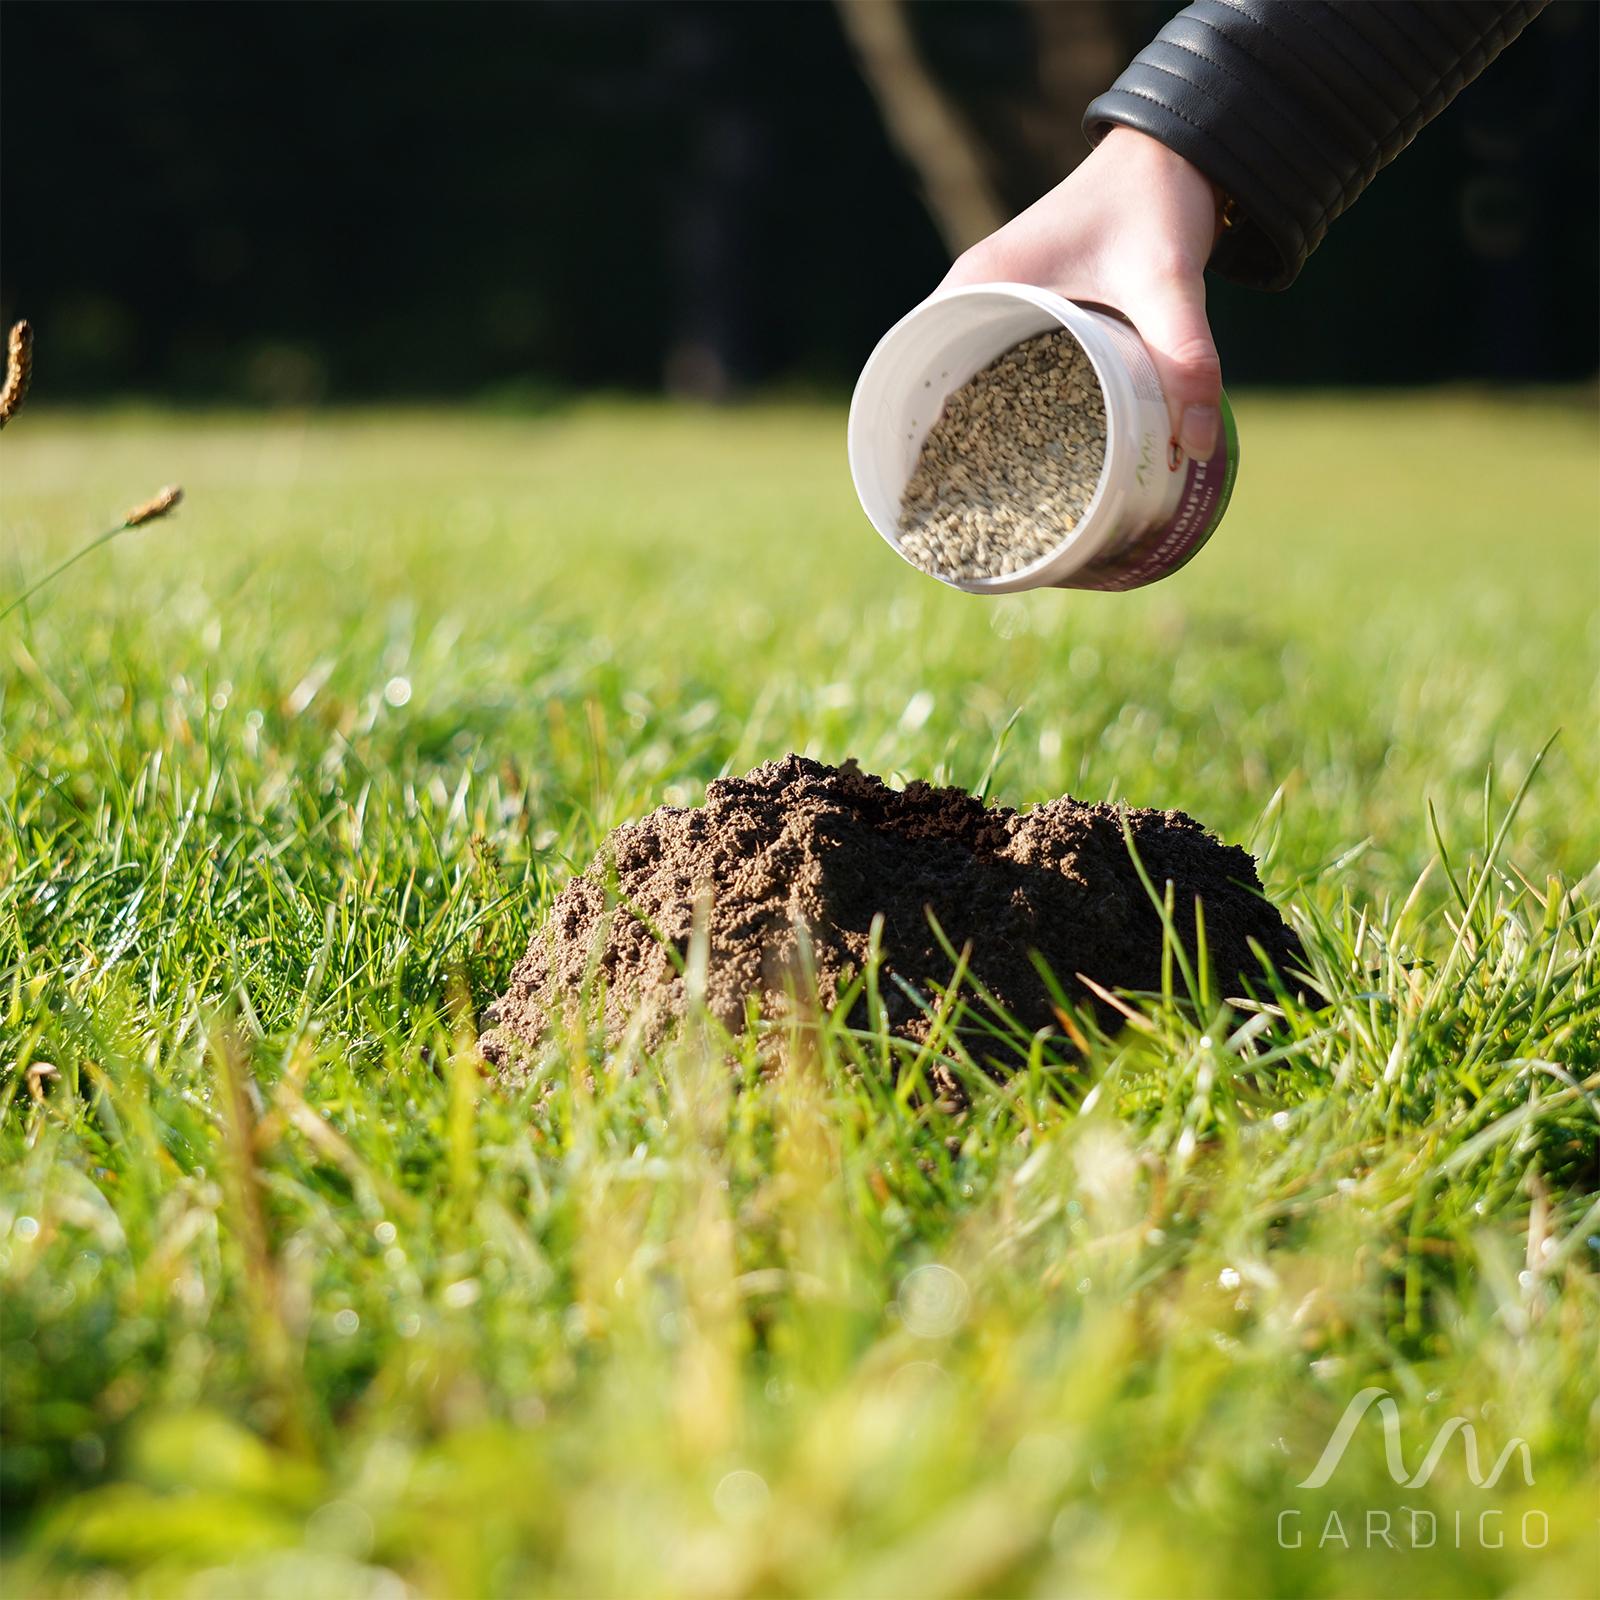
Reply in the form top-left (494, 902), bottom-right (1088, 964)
top-left (940, 127), bottom-right (1226, 461)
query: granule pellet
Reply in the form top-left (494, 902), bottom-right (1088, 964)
top-left (896, 328), bottom-right (1106, 583)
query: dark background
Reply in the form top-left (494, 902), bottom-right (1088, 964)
top-left (2, 0), bottom-right (1595, 405)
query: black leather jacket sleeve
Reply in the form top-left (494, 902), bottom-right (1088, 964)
top-left (1083, 1), bottom-right (1548, 290)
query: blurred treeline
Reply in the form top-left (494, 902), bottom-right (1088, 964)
top-left (2, 0), bottom-right (1594, 405)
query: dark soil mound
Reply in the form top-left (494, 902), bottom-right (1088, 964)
top-left (480, 755), bottom-right (1304, 1074)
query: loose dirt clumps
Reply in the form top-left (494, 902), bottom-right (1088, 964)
top-left (479, 757), bottom-right (1304, 1083)
top-left (897, 327), bottom-right (1106, 581)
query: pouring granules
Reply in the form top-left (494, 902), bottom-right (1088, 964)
top-left (896, 328), bottom-right (1107, 581)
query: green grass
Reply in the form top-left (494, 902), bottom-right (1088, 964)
top-left (1, 392), bottom-right (1596, 1599)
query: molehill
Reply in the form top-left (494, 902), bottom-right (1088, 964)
top-left (479, 757), bottom-right (1304, 1078)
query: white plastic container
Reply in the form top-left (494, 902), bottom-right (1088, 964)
top-left (847, 283), bottom-right (1238, 593)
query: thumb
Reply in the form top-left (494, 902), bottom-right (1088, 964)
top-left (1124, 278), bottom-right (1222, 461)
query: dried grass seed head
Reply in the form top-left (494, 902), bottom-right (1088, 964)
top-left (0, 320), bottom-right (34, 429)
top-left (123, 484), bottom-right (184, 528)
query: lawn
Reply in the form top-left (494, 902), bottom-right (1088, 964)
top-left (1, 391), bottom-right (1596, 1598)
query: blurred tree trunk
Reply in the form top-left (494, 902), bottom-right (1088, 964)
top-left (839, 0), bottom-right (1127, 253)
top-left (834, 0), bottom-right (1006, 256)
top-left (1008, 0), bottom-right (1123, 185)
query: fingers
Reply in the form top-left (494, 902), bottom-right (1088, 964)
top-left (1125, 277), bottom-right (1223, 460)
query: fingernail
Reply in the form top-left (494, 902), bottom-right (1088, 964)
top-left (1180, 404), bottom-right (1218, 461)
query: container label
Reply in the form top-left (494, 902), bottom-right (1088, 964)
top-left (1099, 317), bottom-right (1165, 404)
top-left (1058, 394), bottom-right (1239, 592)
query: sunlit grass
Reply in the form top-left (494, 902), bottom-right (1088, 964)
top-left (1, 393), bottom-right (1596, 1598)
